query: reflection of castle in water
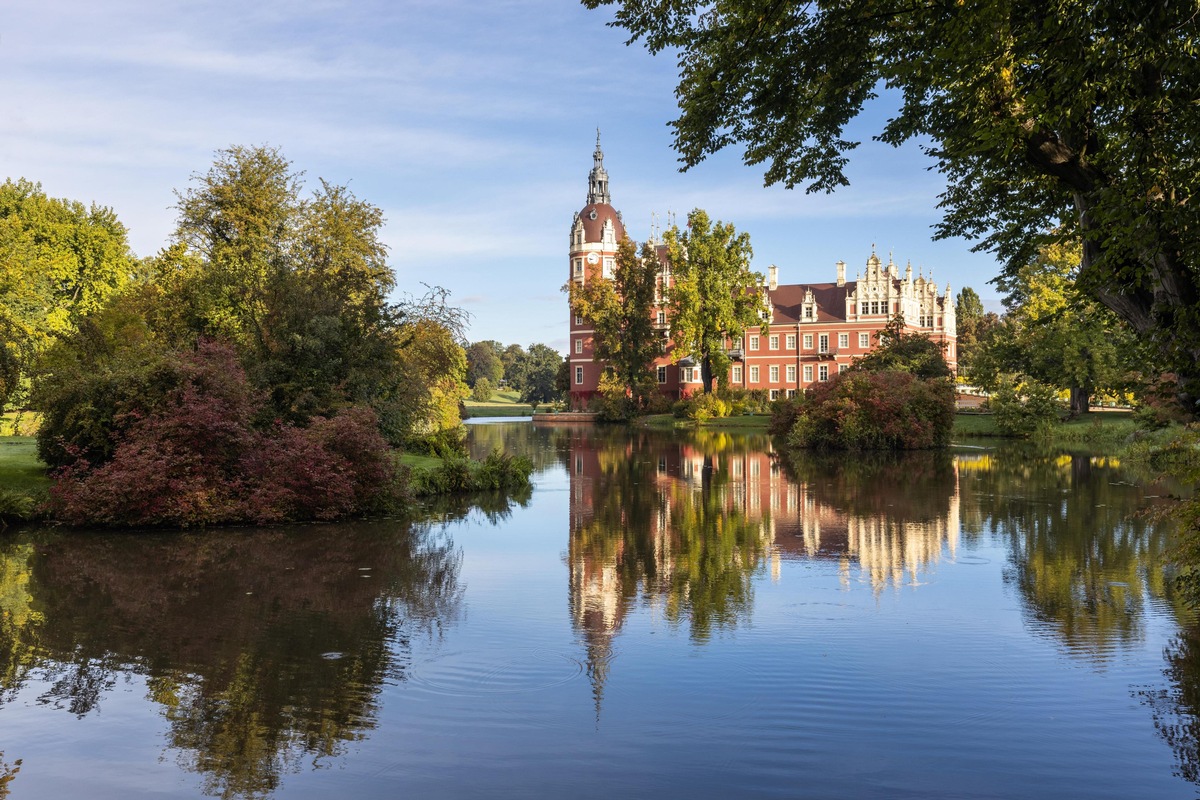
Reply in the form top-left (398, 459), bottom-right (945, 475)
top-left (567, 431), bottom-right (962, 710)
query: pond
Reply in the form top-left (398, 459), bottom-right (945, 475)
top-left (0, 420), bottom-right (1197, 798)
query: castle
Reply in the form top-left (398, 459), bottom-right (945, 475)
top-left (567, 135), bottom-right (957, 410)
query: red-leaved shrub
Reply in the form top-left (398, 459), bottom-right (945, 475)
top-left (48, 341), bottom-right (398, 527)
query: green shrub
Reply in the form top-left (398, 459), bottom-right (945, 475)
top-left (672, 392), bottom-right (730, 422)
top-left (471, 377), bottom-right (494, 402)
top-left (991, 378), bottom-right (1061, 437)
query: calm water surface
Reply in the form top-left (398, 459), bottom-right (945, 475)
top-left (1, 421), bottom-right (1198, 798)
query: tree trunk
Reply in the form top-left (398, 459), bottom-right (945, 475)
top-left (700, 354), bottom-right (714, 394)
top-left (1069, 386), bottom-right (1090, 417)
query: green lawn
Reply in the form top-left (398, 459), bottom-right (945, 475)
top-left (0, 436), bottom-right (51, 492)
top-left (463, 389), bottom-right (537, 417)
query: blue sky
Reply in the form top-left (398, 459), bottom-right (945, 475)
top-left (3, 0), bottom-right (1004, 353)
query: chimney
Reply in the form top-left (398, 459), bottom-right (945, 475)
top-left (768, 264), bottom-right (778, 291)
top-left (835, 260), bottom-right (846, 287)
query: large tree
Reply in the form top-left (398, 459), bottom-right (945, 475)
top-left (584, 0), bottom-right (1200, 413)
top-left (566, 236), bottom-right (664, 406)
top-left (974, 241), bottom-right (1143, 415)
top-left (954, 287), bottom-right (1000, 383)
top-left (516, 343), bottom-right (565, 407)
top-left (664, 209), bottom-right (764, 392)
top-left (0, 179), bottom-right (133, 410)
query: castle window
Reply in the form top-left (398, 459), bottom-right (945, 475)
top-left (786, 365), bottom-right (796, 383)
top-left (769, 365), bottom-right (779, 383)
top-left (602, 257), bottom-right (615, 279)
top-left (803, 334), bottom-right (813, 350)
top-left (769, 335), bottom-right (779, 350)
top-left (575, 366), bottom-right (584, 384)
top-left (860, 303), bottom-right (868, 314)
top-left (818, 365), bottom-right (829, 382)
top-left (787, 389), bottom-right (796, 398)
top-left (803, 365), bottom-right (813, 382)
top-left (786, 334), bottom-right (796, 350)
top-left (575, 338), bottom-right (582, 354)
top-left (749, 335), bottom-right (759, 351)
top-left (838, 364), bottom-right (848, 374)
top-left (770, 389), bottom-right (779, 400)
top-left (732, 365), bottom-right (743, 383)
top-left (657, 366), bottom-right (667, 383)
top-left (870, 301), bottom-right (880, 314)
top-left (749, 366), bottom-right (760, 383)
top-left (859, 333), bottom-right (870, 348)
top-left (657, 310), bottom-right (666, 325)
top-left (838, 333), bottom-right (849, 348)
top-left (818, 334), bottom-right (829, 353)
top-left (574, 259), bottom-right (583, 276)
top-left (804, 306), bottom-right (814, 320)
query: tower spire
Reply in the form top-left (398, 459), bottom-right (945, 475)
top-left (587, 129), bottom-right (611, 205)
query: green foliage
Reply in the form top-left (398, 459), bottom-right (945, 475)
top-left (787, 371), bottom-right (956, 450)
top-left (587, 0), bottom-right (1200, 412)
top-left (990, 378), bottom-right (1063, 437)
top-left (0, 178), bottom-right (133, 410)
top-left (404, 449), bottom-right (533, 496)
top-left (471, 377), bottom-right (494, 402)
top-left (672, 392), bottom-right (730, 423)
top-left (664, 209), bottom-right (763, 392)
top-left (465, 341), bottom-right (503, 387)
top-left (852, 315), bottom-right (952, 380)
top-left (976, 241), bottom-right (1144, 415)
top-left (565, 236), bottom-right (663, 406)
top-left (954, 287), bottom-right (998, 382)
top-left (515, 344), bottom-right (564, 407)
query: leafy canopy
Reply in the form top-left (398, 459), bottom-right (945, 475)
top-left (664, 209), bottom-right (763, 392)
top-left (585, 0), bottom-right (1200, 410)
top-left (566, 236), bottom-right (664, 406)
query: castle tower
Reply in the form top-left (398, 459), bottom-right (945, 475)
top-left (568, 131), bottom-right (626, 409)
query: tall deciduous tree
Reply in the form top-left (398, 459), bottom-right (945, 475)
top-left (977, 241), bottom-right (1143, 415)
top-left (465, 341), bottom-right (504, 388)
top-left (0, 179), bottom-right (133, 409)
top-left (954, 287), bottom-right (1000, 383)
top-left (664, 209), bottom-right (763, 392)
top-left (584, 0), bottom-right (1200, 413)
top-left (516, 343), bottom-right (565, 407)
top-left (566, 236), bottom-right (664, 406)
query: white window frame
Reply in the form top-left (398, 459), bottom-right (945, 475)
top-left (818, 334), bottom-right (829, 353)
top-left (786, 365), bottom-right (796, 383)
top-left (574, 338), bottom-right (582, 354)
top-left (838, 333), bottom-right (849, 348)
top-left (838, 363), bottom-right (848, 374)
top-left (859, 332), bottom-right (870, 348)
top-left (657, 366), bottom-right (667, 383)
top-left (749, 335), bottom-right (760, 351)
top-left (602, 256), bottom-right (615, 279)
top-left (818, 364), bottom-right (829, 382)
top-left (769, 335), bottom-right (779, 350)
top-left (749, 365), bottom-right (760, 383)
top-left (803, 365), bottom-right (813, 382)
top-left (769, 365), bottom-right (779, 383)
top-left (575, 366), bottom-right (584, 384)
top-left (803, 334), bottom-right (813, 350)
top-left (786, 334), bottom-right (796, 350)
top-left (732, 365), bottom-right (743, 383)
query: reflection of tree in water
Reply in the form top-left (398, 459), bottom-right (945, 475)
top-left (567, 428), bottom-right (772, 713)
top-left (959, 447), bottom-right (1183, 660)
top-left (0, 520), bottom-right (463, 799)
top-left (467, 421), bottom-right (570, 474)
top-left (1142, 624), bottom-right (1200, 786)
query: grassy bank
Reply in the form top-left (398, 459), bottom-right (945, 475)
top-left (951, 410), bottom-right (1139, 446)
top-left (399, 450), bottom-right (533, 496)
top-left (463, 390), bottom-right (537, 418)
top-left (0, 436), bottom-right (50, 523)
